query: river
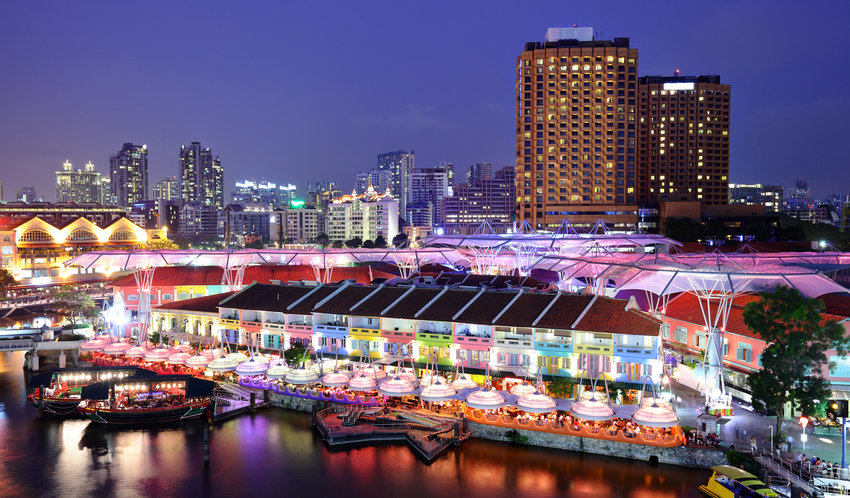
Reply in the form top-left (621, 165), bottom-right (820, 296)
top-left (0, 351), bottom-right (710, 497)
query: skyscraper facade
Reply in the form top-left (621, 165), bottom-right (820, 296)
top-left (355, 168), bottom-right (391, 195)
top-left (637, 75), bottom-right (730, 205)
top-left (408, 164), bottom-right (453, 226)
top-left (466, 162), bottom-right (493, 186)
top-left (232, 180), bottom-right (296, 208)
top-left (55, 160), bottom-right (103, 204)
top-left (442, 166), bottom-right (516, 234)
top-left (110, 143), bottom-right (149, 208)
top-left (179, 141), bottom-right (224, 210)
top-left (516, 28), bottom-right (639, 230)
top-left (153, 176), bottom-right (180, 201)
top-left (377, 150), bottom-right (414, 218)
top-left (728, 183), bottom-right (783, 214)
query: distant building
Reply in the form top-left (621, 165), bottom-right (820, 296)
top-left (355, 169), bottom-right (391, 195)
top-left (16, 187), bottom-right (39, 203)
top-left (179, 142), bottom-right (224, 210)
top-left (638, 75), bottom-right (730, 206)
top-left (728, 183), bottom-right (783, 214)
top-left (55, 160), bottom-right (103, 204)
top-left (377, 150), bottom-right (414, 218)
top-left (231, 180), bottom-right (296, 208)
top-left (466, 162), bottom-right (492, 186)
top-left (0, 201), bottom-right (125, 227)
top-left (270, 204), bottom-right (321, 244)
top-left (325, 186), bottom-right (399, 243)
top-left (180, 203), bottom-right (219, 238)
top-left (790, 178), bottom-right (811, 203)
top-left (129, 201), bottom-right (160, 230)
top-left (110, 143), bottom-right (149, 208)
top-left (408, 164), bottom-right (453, 226)
top-left (442, 166), bottom-right (516, 234)
top-left (226, 202), bottom-right (271, 245)
top-left (153, 176), bottom-right (180, 201)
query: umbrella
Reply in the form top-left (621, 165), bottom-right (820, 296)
top-left (321, 370), bottom-right (350, 387)
top-left (516, 391), bottom-right (558, 414)
top-left (465, 388), bottom-right (507, 410)
top-left (419, 380), bottom-right (457, 403)
top-left (378, 376), bottom-right (416, 397)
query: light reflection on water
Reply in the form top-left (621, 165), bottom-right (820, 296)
top-left (0, 351), bottom-right (709, 497)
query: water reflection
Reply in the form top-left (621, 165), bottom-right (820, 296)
top-left (0, 351), bottom-right (709, 497)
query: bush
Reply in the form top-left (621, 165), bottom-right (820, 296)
top-left (59, 333), bottom-right (86, 341)
top-left (505, 429), bottom-right (529, 444)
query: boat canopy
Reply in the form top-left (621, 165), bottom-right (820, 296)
top-left (80, 375), bottom-right (215, 400)
top-left (28, 366), bottom-right (157, 388)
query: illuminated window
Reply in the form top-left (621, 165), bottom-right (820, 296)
top-left (19, 229), bottom-right (53, 242)
top-left (109, 229), bottom-right (137, 241)
top-left (66, 229), bottom-right (97, 242)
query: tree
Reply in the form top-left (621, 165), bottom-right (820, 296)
top-left (0, 269), bottom-right (17, 298)
top-left (745, 286), bottom-right (850, 434)
top-left (52, 289), bottom-right (102, 330)
top-left (374, 235), bottom-right (387, 248)
top-left (332, 240), bottom-right (344, 249)
top-left (662, 217), bottom-right (707, 242)
top-left (392, 232), bottom-right (409, 248)
top-left (345, 237), bottom-right (362, 249)
top-left (316, 233), bottom-right (330, 247)
top-left (283, 344), bottom-right (314, 368)
top-left (143, 237), bottom-right (179, 250)
top-left (362, 239), bottom-right (375, 249)
top-left (244, 239), bottom-right (265, 249)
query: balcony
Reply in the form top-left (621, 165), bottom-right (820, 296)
top-left (382, 329), bottom-right (415, 341)
top-left (220, 317), bottom-right (239, 327)
top-left (314, 323), bottom-right (348, 336)
top-left (494, 333), bottom-right (533, 349)
top-left (416, 330), bottom-right (453, 344)
top-left (349, 327), bottom-right (380, 338)
top-left (614, 344), bottom-right (657, 359)
top-left (574, 342), bottom-right (613, 355)
top-left (263, 321), bottom-right (286, 331)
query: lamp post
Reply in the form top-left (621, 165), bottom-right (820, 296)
top-left (769, 425), bottom-right (774, 455)
top-left (799, 416), bottom-right (809, 451)
top-left (842, 417), bottom-right (847, 470)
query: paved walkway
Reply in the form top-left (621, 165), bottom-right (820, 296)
top-left (668, 380), bottom-right (849, 465)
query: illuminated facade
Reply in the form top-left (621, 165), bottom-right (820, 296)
top-left (270, 204), bottom-right (321, 244)
top-left (377, 150), bottom-right (414, 218)
top-left (55, 160), bottom-right (104, 204)
top-left (0, 216), bottom-right (163, 278)
top-left (516, 28), bottom-right (639, 230)
top-left (153, 176), bottom-right (180, 201)
top-left (179, 142), bottom-right (224, 211)
top-left (442, 166), bottom-right (515, 234)
top-left (729, 183), bottom-right (783, 214)
top-left (325, 186), bottom-right (399, 243)
top-left (638, 75), bottom-right (730, 205)
top-left (110, 143), bottom-right (149, 208)
top-left (232, 180), bottom-right (296, 209)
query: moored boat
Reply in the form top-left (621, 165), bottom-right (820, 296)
top-left (77, 375), bottom-right (215, 424)
top-left (699, 465), bottom-right (778, 497)
top-left (27, 367), bottom-right (157, 415)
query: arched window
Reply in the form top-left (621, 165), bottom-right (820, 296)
top-left (109, 229), bottom-right (137, 241)
top-left (19, 229), bottom-right (53, 242)
top-left (66, 229), bottom-right (97, 242)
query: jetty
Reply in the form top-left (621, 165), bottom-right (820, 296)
top-left (312, 405), bottom-right (470, 462)
top-left (212, 382), bottom-right (268, 422)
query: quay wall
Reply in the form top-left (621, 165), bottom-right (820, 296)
top-left (467, 420), bottom-right (727, 469)
top-left (268, 392), bottom-right (321, 413)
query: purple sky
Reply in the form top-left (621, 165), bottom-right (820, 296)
top-left (1, 1), bottom-right (848, 202)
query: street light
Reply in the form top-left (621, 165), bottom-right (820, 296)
top-left (799, 416), bottom-right (809, 451)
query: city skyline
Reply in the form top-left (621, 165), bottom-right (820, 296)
top-left (0, 2), bottom-right (848, 201)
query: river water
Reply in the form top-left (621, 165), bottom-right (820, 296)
top-left (0, 351), bottom-right (710, 497)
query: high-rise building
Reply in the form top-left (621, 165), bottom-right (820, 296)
top-left (516, 28), bottom-right (639, 229)
top-left (179, 142), bottom-right (224, 210)
top-left (179, 203), bottom-right (219, 237)
top-left (442, 166), bottom-right (516, 234)
top-left (231, 179), bottom-right (296, 208)
top-left (98, 177), bottom-right (114, 206)
top-left (325, 186), bottom-right (399, 243)
top-left (408, 164), bottom-right (453, 226)
top-left (55, 160), bottom-right (103, 204)
top-left (16, 186), bottom-right (39, 203)
top-left (226, 202), bottom-right (271, 245)
top-left (728, 183), bottom-right (783, 214)
top-left (271, 204), bottom-right (321, 244)
top-left (355, 169), bottom-right (391, 195)
top-left (377, 150), bottom-right (414, 218)
top-left (790, 178), bottom-right (811, 202)
top-left (153, 176), bottom-right (180, 201)
top-left (638, 75), bottom-right (730, 205)
top-left (110, 143), bottom-right (149, 208)
top-left (466, 162), bottom-right (492, 186)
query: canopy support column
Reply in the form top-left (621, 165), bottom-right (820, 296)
top-left (133, 267), bottom-right (155, 344)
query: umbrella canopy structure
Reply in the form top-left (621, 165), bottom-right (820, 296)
top-left (451, 374), bottom-right (478, 391)
top-left (348, 372), bottom-right (377, 391)
top-left (284, 367), bottom-right (320, 385)
top-left (321, 370), bottom-right (350, 387)
top-left (352, 366), bottom-right (387, 380)
top-left (102, 342), bottom-right (132, 355)
top-left (571, 394), bottom-right (615, 421)
top-left (124, 345), bottom-right (148, 358)
top-left (510, 382), bottom-right (537, 396)
top-left (203, 348), bottom-right (224, 360)
top-left (419, 381), bottom-right (457, 402)
top-left (419, 374), bottom-right (447, 387)
top-left (80, 340), bottom-right (106, 352)
top-left (184, 355), bottom-right (210, 368)
top-left (144, 348), bottom-right (171, 363)
top-left (516, 391), bottom-right (558, 414)
top-left (378, 376), bottom-right (417, 397)
top-left (167, 352), bottom-right (192, 365)
top-left (465, 388), bottom-right (507, 411)
top-left (235, 359), bottom-right (269, 377)
top-left (207, 356), bottom-right (239, 372)
top-left (226, 352), bottom-right (250, 364)
top-left (632, 401), bottom-right (679, 428)
top-left (265, 362), bottom-right (290, 379)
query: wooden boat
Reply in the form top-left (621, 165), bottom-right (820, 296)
top-left (77, 375), bottom-right (215, 425)
top-left (27, 367), bottom-right (157, 415)
top-left (699, 465), bottom-right (778, 497)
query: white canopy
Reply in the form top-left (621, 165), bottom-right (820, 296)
top-left (465, 388), bottom-right (507, 410)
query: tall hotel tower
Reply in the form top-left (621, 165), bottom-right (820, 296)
top-left (179, 141), bottom-right (224, 210)
top-left (516, 27), bottom-right (639, 230)
top-left (110, 143), bottom-right (149, 208)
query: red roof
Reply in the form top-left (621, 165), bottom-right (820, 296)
top-left (154, 291), bottom-right (235, 313)
top-left (573, 297), bottom-right (661, 336)
top-left (534, 294), bottom-right (594, 330)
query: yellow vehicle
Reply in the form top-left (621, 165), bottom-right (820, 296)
top-left (699, 465), bottom-right (778, 497)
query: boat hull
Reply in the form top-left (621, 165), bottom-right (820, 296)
top-left (26, 394), bottom-right (81, 416)
top-left (78, 401), bottom-right (210, 425)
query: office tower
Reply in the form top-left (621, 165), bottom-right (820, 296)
top-left (466, 162), bottom-right (492, 186)
top-left (443, 166), bottom-right (516, 234)
top-left (56, 160), bottom-right (102, 203)
top-left (790, 178), bottom-right (811, 202)
top-left (377, 150), bottom-right (414, 217)
top-left (271, 204), bottom-right (321, 245)
top-left (728, 183), bottom-right (783, 214)
top-left (408, 164), bottom-right (453, 226)
top-left (516, 28), bottom-right (639, 229)
top-left (638, 75), bottom-right (730, 205)
top-left (226, 202), bottom-right (271, 245)
top-left (306, 181), bottom-right (341, 210)
top-left (153, 176), bottom-right (180, 201)
top-left (355, 169), bottom-right (391, 195)
top-left (110, 143), bottom-right (149, 208)
top-left (232, 179), bottom-right (296, 208)
top-left (16, 186), bottom-right (38, 203)
top-left (179, 141), bottom-right (224, 210)
top-left (179, 203), bottom-right (218, 237)
top-left (98, 177), bottom-right (114, 205)
top-left (325, 186), bottom-right (399, 243)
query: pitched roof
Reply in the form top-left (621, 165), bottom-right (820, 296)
top-left (349, 286), bottom-right (409, 316)
top-left (415, 289), bottom-right (476, 321)
top-left (573, 297), bottom-right (661, 336)
top-left (287, 285), bottom-right (339, 315)
top-left (154, 292), bottom-right (235, 313)
top-left (533, 294), bottom-right (595, 330)
top-left (313, 285), bottom-right (378, 315)
top-left (382, 287), bottom-right (442, 318)
top-left (219, 283), bottom-right (316, 313)
top-left (819, 293), bottom-right (850, 319)
top-left (493, 292), bottom-right (557, 328)
top-left (454, 291), bottom-right (520, 325)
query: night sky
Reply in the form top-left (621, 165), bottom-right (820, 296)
top-left (1, 0), bottom-right (848, 201)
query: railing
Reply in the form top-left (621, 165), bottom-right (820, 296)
top-left (0, 339), bottom-right (35, 351)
